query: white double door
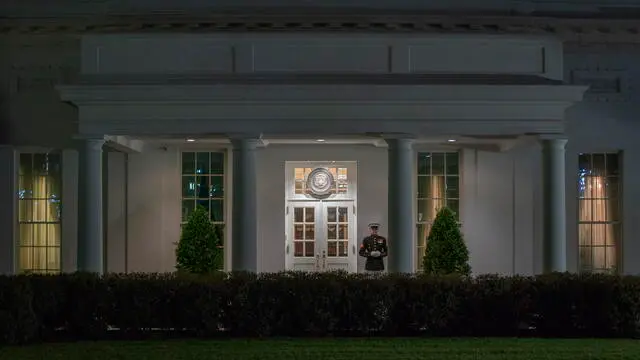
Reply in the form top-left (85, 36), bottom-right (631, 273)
top-left (285, 200), bottom-right (357, 272)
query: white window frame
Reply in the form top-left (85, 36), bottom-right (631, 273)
top-left (577, 152), bottom-right (622, 274)
top-left (415, 150), bottom-right (462, 271)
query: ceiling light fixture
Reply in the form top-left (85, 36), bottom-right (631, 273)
top-left (447, 139), bottom-right (457, 143)
top-left (316, 139), bottom-right (326, 142)
top-left (186, 138), bottom-right (196, 142)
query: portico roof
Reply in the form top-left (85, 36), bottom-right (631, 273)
top-left (3, 1), bottom-right (640, 41)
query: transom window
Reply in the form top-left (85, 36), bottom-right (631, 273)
top-left (578, 153), bottom-right (621, 273)
top-left (416, 152), bottom-right (460, 269)
top-left (294, 167), bottom-right (348, 195)
top-left (18, 153), bottom-right (62, 274)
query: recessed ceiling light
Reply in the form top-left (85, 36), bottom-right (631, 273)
top-left (316, 139), bottom-right (326, 142)
top-left (447, 139), bottom-right (457, 142)
top-left (186, 138), bottom-right (196, 142)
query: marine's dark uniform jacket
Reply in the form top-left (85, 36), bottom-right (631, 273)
top-left (359, 235), bottom-right (388, 271)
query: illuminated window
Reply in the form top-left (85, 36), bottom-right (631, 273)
top-left (18, 153), bottom-right (62, 274)
top-left (294, 167), bottom-right (348, 195)
top-left (416, 152), bottom-right (460, 269)
top-left (578, 153), bottom-right (621, 273)
top-left (181, 152), bottom-right (225, 267)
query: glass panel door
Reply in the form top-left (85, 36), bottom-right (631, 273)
top-left (321, 201), bottom-right (355, 272)
top-left (287, 202), bottom-right (320, 271)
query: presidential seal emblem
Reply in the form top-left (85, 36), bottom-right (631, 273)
top-left (306, 167), bottom-right (335, 199)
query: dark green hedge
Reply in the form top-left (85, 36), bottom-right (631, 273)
top-left (1, 272), bottom-right (640, 344)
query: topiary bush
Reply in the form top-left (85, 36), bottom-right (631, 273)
top-left (422, 207), bottom-right (471, 276)
top-left (175, 205), bottom-right (223, 274)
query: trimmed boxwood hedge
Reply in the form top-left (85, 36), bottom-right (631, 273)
top-left (1, 272), bottom-right (640, 344)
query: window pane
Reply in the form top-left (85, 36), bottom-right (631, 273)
top-left (431, 153), bottom-right (445, 176)
top-left (445, 176), bottom-right (459, 199)
top-left (305, 225), bottom-right (315, 240)
top-left (578, 200), bottom-right (592, 222)
top-left (197, 199), bottom-right (209, 213)
top-left (591, 224), bottom-right (606, 246)
top-left (33, 154), bottom-right (48, 175)
top-left (579, 223), bottom-right (592, 246)
top-left (47, 224), bottom-right (61, 247)
top-left (605, 177), bottom-right (619, 199)
top-left (182, 152), bottom-right (195, 174)
top-left (417, 154), bottom-right (430, 175)
top-left (578, 154), bottom-right (590, 174)
top-left (294, 207), bottom-right (303, 223)
top-left (182, 200), bottom-right (195, 222)
top-left (305, 207), bottom-right (315, 222)
top-left (19, 224), bottom-right (32, 246)
top-left (47, 154), bottom-right (62, 199)
top-left (210, 176), bottom-right (224, 198)
top-left (327, 224), bottom-right (337, 240)
top-left (210, 200), bottom-right (224, 222)
top-left (416, 224), bottom-right (427, 248)
top-left (592, 154), bottom-right (606, 176)
top-left (46, 199), bottom-right (61, 222)
top-left (182, 176), bottom-right (196, 197)
top-left (19, 154), bottom-right (32, 176)
top-left (210, 153), bottom-right (224, 175)
top-left (579, 246), bottom-right (592, 270)
top-left (417, 199), bottom-right (436, 223)
top-left (447, 199), bottom-right (460, 220)
top-left (196, 152), bottom-right (210, 175)
top-left (606, 153), bottom-right (619, 176)
top-left (417, 176), bottom-right (429, 198)
top-left (19, 200), bottom-right (33, 222)
top-left (446, 152), bottom-right (459, 175)
top-left (305, 242), bottom-right (314, 257)
top-left (328, 241), bottom-right (337, 257)
top-left (196, 176), bottom-right (209, 198)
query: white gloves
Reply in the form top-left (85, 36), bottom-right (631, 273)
top-left (370, 250), bottom-right (381, 258)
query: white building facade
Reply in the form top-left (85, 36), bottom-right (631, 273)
top-left (1, 1), bottom-right (639, 275)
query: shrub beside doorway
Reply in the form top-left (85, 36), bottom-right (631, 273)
top-left (175, 205), bottom-right (224, 274)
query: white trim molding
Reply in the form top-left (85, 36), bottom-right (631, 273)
top-left (57, 79), bottom-right (587, 138)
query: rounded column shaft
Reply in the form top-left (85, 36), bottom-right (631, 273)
top-left (78, 139), bottom-right (105, 273)
top-left (231, 138), bottom-right (259, 272)
top-left (386, 138), bottom-right (415, 273)
top-left (541, 138), bottom-right (568, 273)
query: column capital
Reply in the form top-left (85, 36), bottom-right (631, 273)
top-left (385, 138), bottom-right (415, 150)
top-left (540, 138), bottom-right (568, 150)
top-left (85, 139), bottom-right (106, 151)
top-left (227, 133), bottom-right (265, 149)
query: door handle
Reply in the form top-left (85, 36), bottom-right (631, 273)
top-left (286, 243), bottom-right (289, 255)
top-left (315, 254), bottom-right (320, 271)
top-left (352, 245), bottom-right (355, 254)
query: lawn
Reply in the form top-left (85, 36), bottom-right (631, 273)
top-left (1, 338), bottom-right (639, 360)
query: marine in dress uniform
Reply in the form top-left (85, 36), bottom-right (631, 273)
top-left (359, 222), bottom-right (388, 272)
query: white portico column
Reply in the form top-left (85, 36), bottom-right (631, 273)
top-left (78, 138), bottom-right (105, 273)
top-left (541, 138), bottom-right (568, 273)
top-left (231, 137), bottom-right (259, 272)
top-left (386, 138), bottom-right (415, 273)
